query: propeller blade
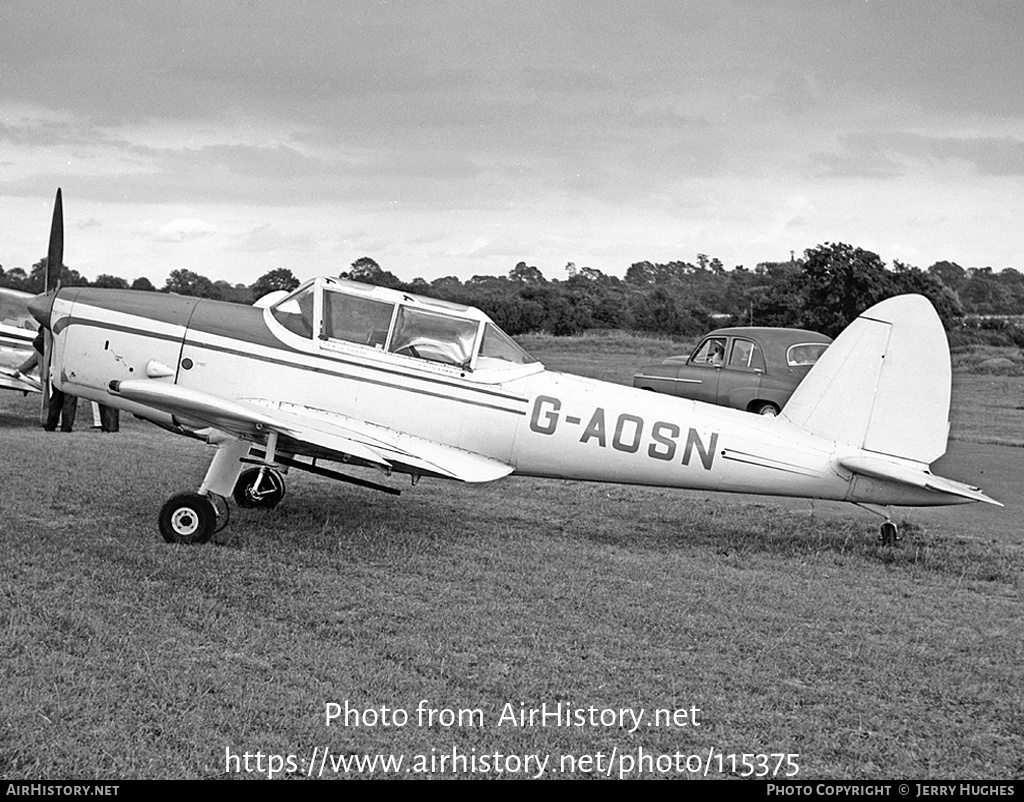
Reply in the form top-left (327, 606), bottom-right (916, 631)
top-left (46, 188), bottom-right (63, 294)
top-left (39, 330), bottom-right (52, 427)
top-left (40, 188), bottom-right (63, 426)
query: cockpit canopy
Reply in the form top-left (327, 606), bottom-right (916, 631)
top-left (269, 278), bottom-right (537, 372)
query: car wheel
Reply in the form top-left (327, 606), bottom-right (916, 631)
top-left (755, 402), bottom-right (780, 417)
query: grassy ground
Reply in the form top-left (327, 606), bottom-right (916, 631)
top-left (1, 336), bottom-right (1021, 780)
top-left (520, 330), bottom-right (695, 386)
top-left (949, 374), bottom-right (1024, 447)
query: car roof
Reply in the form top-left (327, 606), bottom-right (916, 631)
top-left (703, 326), bottom-right (832, 344)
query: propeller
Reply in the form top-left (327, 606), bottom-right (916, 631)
top-left (38, 189), bottom-right (63, 425)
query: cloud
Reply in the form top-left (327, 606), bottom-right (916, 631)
top-left (768, 72), bottom-right (821, 116)
top-left (523, 66), bottom-right (616, 94)
top-left (153, 218), bottom-right (218, 242)
top-left (809, 150), bottom-right (904, 180)
top-left (924, 136), bottom-right (1024, 176)
top-left (0, 118), bottom-right (133, 150)
top-left (813, 132), bottom-right (1024, 178)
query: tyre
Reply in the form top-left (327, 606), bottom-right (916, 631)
top-left (754, 402), bottom-right (780, 417)
top-left (159, 493), bottom-right (216, 544)
top-left (233, 467), bottom-right (285, 509)
top-left (879, 521), bottom-right (899, 545)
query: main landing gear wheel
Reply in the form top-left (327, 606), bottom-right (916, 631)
top-left (159, 493), bottom-right (217, 544)
top-left (879, 521), bottom-right (901, 545)
top-left (233, 467), bottom-right (286, 509)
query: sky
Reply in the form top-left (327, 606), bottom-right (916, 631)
top-left (1, 0), bottom-right (1022, 288)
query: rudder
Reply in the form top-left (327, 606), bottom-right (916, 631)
top-left (781, 294), bottom-right (950, 464)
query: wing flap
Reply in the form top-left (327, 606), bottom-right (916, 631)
top-left (252, 399), bottom-right (513, 483)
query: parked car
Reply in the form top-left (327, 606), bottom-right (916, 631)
top-left (632, 327), bottom-right (832, 416)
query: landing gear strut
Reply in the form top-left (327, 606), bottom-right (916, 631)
top-left (157, 435), bottom-right (282, 544)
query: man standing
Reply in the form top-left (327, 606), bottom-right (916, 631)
top-left (25, 329), bottom-right (77, 432)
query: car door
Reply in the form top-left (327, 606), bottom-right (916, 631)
top-left (677, 335), bottom-right (727, 404)
top-left (716, 336), bottom-right (765, 409)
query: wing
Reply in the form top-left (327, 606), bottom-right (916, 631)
top-left (0, 367), bottom-right (42, 394)
top-left (110, 379), bottom-right (513, 483)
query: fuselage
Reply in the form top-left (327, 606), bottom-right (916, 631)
top-left (39, 285), bottom-right (967, 508)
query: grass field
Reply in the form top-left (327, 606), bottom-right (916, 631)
top-left (1, 335), bottom-right (1021, 780)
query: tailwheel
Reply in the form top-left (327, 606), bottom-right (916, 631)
top-left (159, 493), bottom-right (217, 544)
top-left (878, 520), bottom-right (901, 545)
top-left (233, 467), bottom-right (286, 509)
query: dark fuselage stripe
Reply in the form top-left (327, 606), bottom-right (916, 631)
top-left (68, 298), bottom-right (529, 404)
top-left (63, 316), bottom-right (528, 416)
top-left (283, 344), bottom-right (529, 404)
top-left (182, 295), bottom-right (529, 404)
top-left (187, 338), bottom-right (528, 416)
top-left (56, 316), bottom-right (184, 344)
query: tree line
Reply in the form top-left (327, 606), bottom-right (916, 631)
top-left (2, 244), bottom-right (1022, 346)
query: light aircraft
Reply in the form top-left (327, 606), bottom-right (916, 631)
top-left (28, 190), bottom-right (1000, 545)
top-left (0, 286), bottom-right (43, 394)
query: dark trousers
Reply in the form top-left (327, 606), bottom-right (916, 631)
top-left (99, 404), bottom-right (120, 432)
top-left (45, 389), bottom-right (78, 432)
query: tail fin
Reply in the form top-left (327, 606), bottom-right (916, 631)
top-left (782, 294), bottom-right (950, 463)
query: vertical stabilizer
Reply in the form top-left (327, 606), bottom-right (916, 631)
top-left (781, 295), bottom-right (950, 464)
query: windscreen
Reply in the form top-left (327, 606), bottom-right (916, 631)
top-left (477, 323), bottom-right (537, 368)
top-left (270, 284), bottom-right (315, 339)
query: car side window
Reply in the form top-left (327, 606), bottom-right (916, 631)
top-left (691, 337), bottom-right (727, 367)
top-left (787, 342), bottom-right (829, 367)
top-left (728, 339), bottom-right (765, 371)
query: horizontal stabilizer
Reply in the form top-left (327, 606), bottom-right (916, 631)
top-left (840, 455), bottom-right (1002, 506)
